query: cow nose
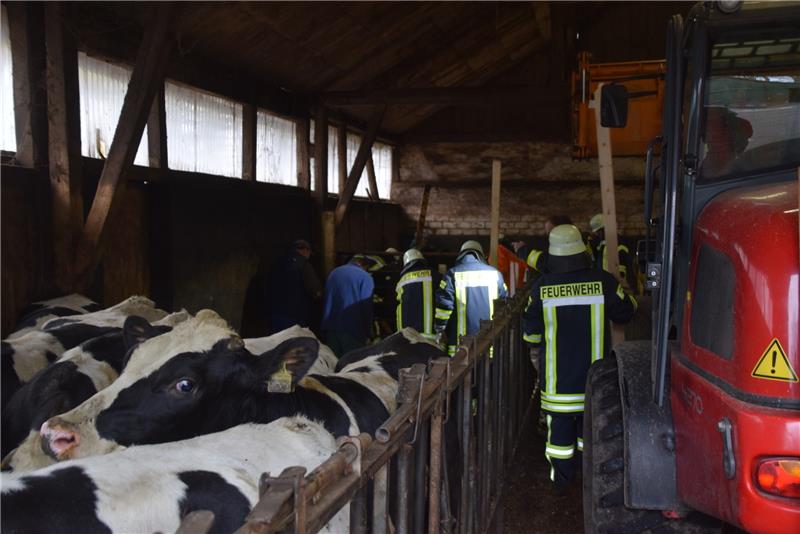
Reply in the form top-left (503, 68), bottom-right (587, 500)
top-left (40, 417), bottom-right (80, 460)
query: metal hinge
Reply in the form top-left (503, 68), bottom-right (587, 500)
top-left (645, 262), bottom-right (662, 290)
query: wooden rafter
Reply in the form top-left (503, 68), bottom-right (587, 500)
top-left (334, 105), bottom-right (386, 225)
top-left (45, 2), bottom-right (83, 291)
top-left (73, 4), bottom-right (179, 287)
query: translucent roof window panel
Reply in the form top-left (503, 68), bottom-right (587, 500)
top-left (372, 142), bottom-right (393, 200)
top-left (78, 52), bottom-right (148, 165)
top-left (165, 81), bottom-right (242, 178)
top-left (346, 133), bottom-right (369, 198)
top-left (309, 125), bottom-right (342, 194)
top-left (1, 5), bottom-right (16, 152)
top-left (256, 111), bottom-right (297, 186)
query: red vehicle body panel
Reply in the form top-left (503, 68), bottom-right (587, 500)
top-left (671, 181), bottom-right (800, 533)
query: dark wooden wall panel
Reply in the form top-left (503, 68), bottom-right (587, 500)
top-left (1, 166), bottom-right (54, 336)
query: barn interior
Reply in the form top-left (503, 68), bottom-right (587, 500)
top-left (0, 1), bottom-right (692, 337)
top-left (5, 2), bottom-right (800, 532)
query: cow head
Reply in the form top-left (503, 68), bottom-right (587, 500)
top-left (37, 310), bottom-right (319, 463)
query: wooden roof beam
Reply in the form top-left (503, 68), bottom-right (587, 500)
top-left (322, 85), bottom-right (559, 107)
top-left (73, 4), bottom-right (179, 288)
top-left (334, 105), bottom-right (386, 225)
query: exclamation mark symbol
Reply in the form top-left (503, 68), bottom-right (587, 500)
top-left (771, 350), bottom-right (777, 374)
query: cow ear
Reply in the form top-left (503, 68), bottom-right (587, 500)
top-left (265, 337), bottom-right (319, 393)
top-left (123, 316), bottom-right (161, 351)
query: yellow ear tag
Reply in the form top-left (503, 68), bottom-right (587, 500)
top-left (267, 362), bottom-right (294, 394)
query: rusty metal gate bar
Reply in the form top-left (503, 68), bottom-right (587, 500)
top-left (237, 282), bottom-right (534, 534)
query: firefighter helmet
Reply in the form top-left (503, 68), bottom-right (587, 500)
top-left (403, 248), bottom-right (424, 266)
top-left (590, 213), bottom-right (604, 233)
top-left (549, 225), bottom-right (587, 257)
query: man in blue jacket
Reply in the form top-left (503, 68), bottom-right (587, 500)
top-left (434, 240), bottom-right (508, 355)
top-left (321, 255), bottom-right (374, 357)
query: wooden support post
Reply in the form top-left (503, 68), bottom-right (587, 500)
top-left (366, 149), bottom-right (379, 200)
top-left (8, 3), bottom-right (48, 168)
top-left (296, 116), bottom-right (310, 189)
top-left (242, 102), bottom-right (257, 181)
top-left (314, 105), bottom-right (329, 206)
top-left (147, 84), bottom-right (167, 169)
top-left (489, 160), bottom-right (501, 267)
top-left (414, 184), bottom-right (432, 247)
top-left (45, 2), bottom-right (83, 291)
top-left (337, 124), bottom-right (347, 194)
top-left (322, 210), bottom-right (336, 277)
top-left (334, 105), bottom-right (386, 225)
top-left (73, 4), bottom-right (178, 288)
top-left (591, 84), bottom-right (625, 345)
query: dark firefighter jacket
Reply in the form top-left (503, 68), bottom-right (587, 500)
top-left (435, 254), bottom-right (508, 355)
top-left (522, 268), bottom-right (636, 414)
top-left (588, 237), bottom-right (632, 282)
top-left (395, 259), bottom-right (440, 339)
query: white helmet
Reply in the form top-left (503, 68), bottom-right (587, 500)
top-left (403, 248), bottom-right (424, 266)
top-left (459, 240), bottom-right (484, 257)
top-left (549, 224), bottom-right (587, 257)
top-left (590, 213), bottom-right (604, 233)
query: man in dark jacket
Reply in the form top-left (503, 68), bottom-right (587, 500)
top-left (434, 240), bottom-right (507, 356)
top-left (396, 248), bottom-right (439, 339)
top-left (522, 224), bottom-right (637, 487)
top-left (321, 255), bottom-right (374, 357)
top-left (266, 239), bottom-right (322, 334)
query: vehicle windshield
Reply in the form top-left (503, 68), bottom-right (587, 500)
top-left (699, 33), bottom-right (800, 182)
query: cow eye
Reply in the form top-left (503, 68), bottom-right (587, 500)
top-left (175, 378), bottom-right (195, 393)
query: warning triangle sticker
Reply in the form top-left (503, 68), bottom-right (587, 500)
top-left (751, 338), bottom-right (797, 383)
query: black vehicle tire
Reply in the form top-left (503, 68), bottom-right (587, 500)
top-left (583, 355), bottom-right (673, 534)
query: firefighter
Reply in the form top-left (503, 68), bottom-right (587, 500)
top-left (526, 215), bottom-right (575, 274)
top-left (522, 224), bottom-right (636, 487)
top-left (588, 213), bottom-right (631, 283)
top-left (434, 240), bottom-right (508, 355)
top-left (395, 248), bottom-right (439, 339)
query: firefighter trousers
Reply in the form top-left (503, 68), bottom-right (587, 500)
top-left (545, 412), bottom-right (583, 486)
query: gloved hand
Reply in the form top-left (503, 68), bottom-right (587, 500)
top-left (434, 329), bottom-right (446, 350)
top-left (529, 347), bottom-right (541, 374)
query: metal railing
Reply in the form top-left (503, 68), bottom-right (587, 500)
top-left (237, 283), bottom-right (535, 534)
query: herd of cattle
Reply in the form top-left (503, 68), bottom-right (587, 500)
top-left (1, 295), bottom-right (445, 533)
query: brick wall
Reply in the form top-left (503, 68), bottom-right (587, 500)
top-left (393, 142), bottom-right (648, 247)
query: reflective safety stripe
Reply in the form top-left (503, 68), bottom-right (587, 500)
top-left (544, 306), bottom-right (557, 395)
top-left (590, 302), bottom-right (604, 363)
top-left (422, 277), bottom-right (433, 336)
top-left (397, 271), bottom-right (432, 288)
top-left (543, 295), bottom-right (604, 308)
top-left (541, 401), bottom-right (585, 413)
top-left (395, 285), bottom-right (403, 331)
top-left (435, 308), bottom-right (452, 320)
top-left (630, 294), bottom-right (638, 312)
top-left (545, 444), bottom-right (575, 459)
top-left (616, 284), bottom-right (625, 300)
top-left (523, 332), bottom-right (542, 344)
top-left (453, 270), bottom-right (499, 338)
top-left (577, 438), bottom-right (584, 452)
top-left (527, 249), bottom-right (543, 270)
top-left (542, 392), bottom-right (585, 402)
top-left (447, 345), bottom-right (457, 356)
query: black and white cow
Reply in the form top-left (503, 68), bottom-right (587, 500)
top-left (2, 418), bottom-right (346, 534)
top-left (28, 310), bottom-right (442, 466)
top-left (7, 294), bottom-right (102, 340)
top-left (1, 311), bottom-right (190, 461)
top-left (1, 296), bottom-right (169, 407)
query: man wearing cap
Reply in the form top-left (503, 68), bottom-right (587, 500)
top-left (522, 224), bottom-right (637, 487)
top-left (321, 255), bottom-right (375, 357)
top-left (396, 249), bottom-right (440, 339)
top-left (265, 239), bottom-right (322, 334)
top-left (588, 213), bottom-right (631, 283)
top-left (434, 240), bottom-right (508, 356)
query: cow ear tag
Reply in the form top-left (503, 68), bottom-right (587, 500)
top-left (267, 362), bottom-right (294, 393)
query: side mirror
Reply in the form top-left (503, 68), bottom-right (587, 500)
top-left (600, 84), bottom-right (629, 128)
